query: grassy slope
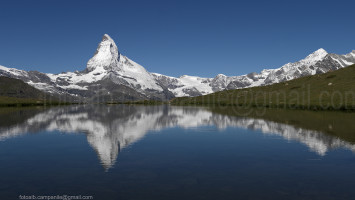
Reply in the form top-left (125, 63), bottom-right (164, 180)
top-left (0, 76), bottom-right (45, 98)
top-left (0, 107), bottom-right (48, 126)
top-left (208, 107), bottom-right (355, 143)
top-left (171, 64), bottom-right (355, 110)
top-left (0, 76), bottom-right (65, 106)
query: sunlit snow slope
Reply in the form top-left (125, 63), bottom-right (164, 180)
top-left (1, 34), bottom-right (355, 99)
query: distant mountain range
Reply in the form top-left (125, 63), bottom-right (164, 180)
top-left (0, 34), bottom-right (354, 101)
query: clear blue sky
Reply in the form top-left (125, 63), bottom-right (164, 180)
top-left (0, 0), bottom-right (354, 77)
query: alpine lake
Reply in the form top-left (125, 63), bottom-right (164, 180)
top-left (1, 105), bottom-right (355, 200)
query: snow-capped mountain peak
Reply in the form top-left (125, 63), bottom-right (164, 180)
top-left (301, 48), bottom-right (328, 66)
top-left (1, 34), bottom-right (355, 100)
top-left (0, 34), bottom-right (174, 101)
top-left (313, 48), bottom-right (327, 55)
top-left (155, 48), bottom-right (355, 97)
top-left (86, 34), bottom-right (120, 72)
top-left (216, 74), bottom-right (227, 78)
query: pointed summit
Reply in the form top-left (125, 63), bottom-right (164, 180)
top-left (102, 33), bottom-right (113, 41)
top-left (86, 34), bottom-right (121, 72)
top-left (315, 48), bottom-right (327, 54)
top-left (215, 74), bottom-right (227, 77)
top-left (301, 48), bottom-right (328, 65)
top-left (308, 48), bottom-right (328, 58)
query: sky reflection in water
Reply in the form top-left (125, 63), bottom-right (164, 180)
top-left (0, 105), bottom-right (354, 199)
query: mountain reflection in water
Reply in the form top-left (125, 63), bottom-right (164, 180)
top-left (0, 105), bottom-right (354, 170)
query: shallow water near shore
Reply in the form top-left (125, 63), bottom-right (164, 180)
top-left (0, 105), bottom-right (355, 200)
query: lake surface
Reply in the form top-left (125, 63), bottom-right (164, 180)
top-left (0, 105), bottom-right (355, 200)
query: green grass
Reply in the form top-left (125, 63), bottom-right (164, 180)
top-left (0, 96), bottom-right (71, 107)
top-left (171, 64), bottom-right (355, 111)
top-left (0, 76), bottom-right (46, 99)
top-left (0, 106), bottom-right (49, 127)
top-left (0, 76), bottom-right (73, 107)
top-left (199, 106), bottom-right (355, 146)
top-left (206, 106), bottom-right (355, 143)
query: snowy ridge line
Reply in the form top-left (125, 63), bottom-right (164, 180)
top-left (154, 48), bottom-right (355, 97)
top-left (0, 34), bottom-right (355, 99)
top-left (0, 34), bottom-right (171, 101)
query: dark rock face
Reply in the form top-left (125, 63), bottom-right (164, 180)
top-left (226, 80), bottom-right (251, 90)
top-left (210, 75), bottom-right (227, 92)
top-left (27, 71), bottom-right (52, 83)
top-left (180, 87), bottom-right (201, 97)
top-left (152, 74), bottom-right (183, 90)
top-left (246, 72), bottom-right (259, 81)
top-left (315, 55), bottom-right (342, 72)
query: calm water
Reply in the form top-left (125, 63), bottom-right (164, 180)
top-left (0, 105), bottom-right (355, 200)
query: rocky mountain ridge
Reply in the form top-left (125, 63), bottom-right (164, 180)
top-left (154, 48), bottom-right (355, 97)
top-left (0, 34), bottom-right (354, 100)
